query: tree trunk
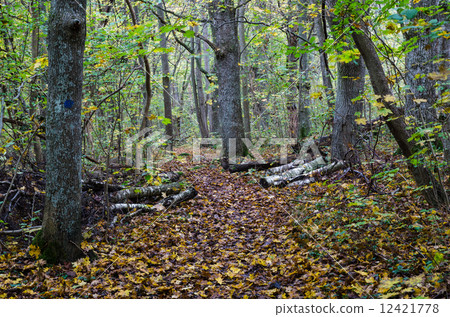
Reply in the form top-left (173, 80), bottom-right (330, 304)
top-left (194, 25), bottom-right (209, 137)
top-left (124, 0), bottom-right (152, 132)
top-left (297, 6), bottom-right (311, 140)
top-left (331, 57), bottom-right (365, 163)
top-left (351, 26), bottom-right (448, 208)
top-left (285, 1), bottom-right (299, 139)
top-left (29, 0), bottom-right (44, 164)
top-left (238, 2), bottom-right (251, 139)
top-left (37, 0), bottom-right (87, 264)
top-left (157, 4), bottom-right (173, 147)
top-left (191, 34), bottom-right (209, 138)
top-left (209, 0), bottom-right (246, 165)
top-left (404, 0), bottom-right (439, 125)
top-left (313, 0), bottom-right (334, 110)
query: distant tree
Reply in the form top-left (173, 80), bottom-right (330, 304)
top-left (34, 0), bottom-right (87, 263)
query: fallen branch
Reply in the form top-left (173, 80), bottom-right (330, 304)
top-left (228, 155), bottom-right (298, 173)
top-left (111, 182), bottom-right (182, 203)
top-left (161, 187), bottom-right (197, 207)
top-left (109, 203), bottom-right (157, 213)
top-left (0, 226), bottom-right (41, 236)
top-left (117, 188), bottom-right (198, 223)
top-left (82, 179), bottom-right (125, 192)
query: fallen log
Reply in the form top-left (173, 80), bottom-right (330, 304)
top-left (111, 182), bottom-right (182, 202)
top-left (0, 226), bottom-right (41, 236)
top-left (286, 161), bottom-right (347, 187)
top-left (158, 171), bottom-right (181, 183)
top-left (260, 157), bottom-right (327, 188)
top-left (82, 179), bottom-right (125, 192)
top-left (228, 155), bottom-right (298, 173)
top-left (266, 158), bottom-right (305, 175)
top-left (287, 177), bottom-right (316, 187)
top-left (161, 187), bottom-right (197, 207)
top-left (116, 188), bottom-right (198, 223)
top-left (110, 203), bottom-right (156, 213)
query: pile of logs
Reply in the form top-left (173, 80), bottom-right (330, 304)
top-left (89, 171), bottom-right (197, 222)
top-left (226, 140), bottom-right (347, 188)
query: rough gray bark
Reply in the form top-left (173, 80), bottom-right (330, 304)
top-left (157, 4), bottom-right (173, 146)
top-left (38, 0), bottom-right (87, 263)
top-left (111, 182), bottom-right (182, 203)
top-left (209, 0), bottom-right (246, 165)
top-left (331, 57), bottom-right (365, 163)
top-left (404, 0), bottom-right (440, 125)
top-left (238, 2), bottom-right (251, 139)
top-left (351, 26), bottom-right (448, 208)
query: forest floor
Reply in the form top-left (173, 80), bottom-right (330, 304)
top-left (0, 146), bottom-right (449, 298)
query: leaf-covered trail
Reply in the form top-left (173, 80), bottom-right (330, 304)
top-left (100, 163), bottom-right (310, 298)
top-left (1, 158), bottom-right (448, 298)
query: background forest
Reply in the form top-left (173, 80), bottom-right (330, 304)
top-left (0, 0), bottom-right (449, 299)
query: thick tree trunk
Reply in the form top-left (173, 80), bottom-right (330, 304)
top-left (351, 27), bottom-right (448, 208)
top-left (404, 0), bottom-right (439, 125)
top-left (38, 0), bottom-right (87, 263)
top-left (331, 57), bottom-right (365, 163)
top-left (209, 0), bottom-right (246, 164)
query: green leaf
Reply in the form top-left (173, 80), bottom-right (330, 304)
top-left (401, 9), bottom-right (418, 20)
top-left (388, 13), bottom-right (403, 21)
top-left (183, 30), bottom-right (195, 38)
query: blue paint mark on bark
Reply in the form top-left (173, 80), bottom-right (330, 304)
top-left (64, 99), bottom-right (74, 109)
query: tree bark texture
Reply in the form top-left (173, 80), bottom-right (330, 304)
top-left (331, 57), bottom-right (365, 163)
top-left (39, 0), bottom-right (87, 263)
top-left (209, 0), bottom-right (246, 162)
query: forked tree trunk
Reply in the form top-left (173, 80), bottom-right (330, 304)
top-left (351, 26), bottom-right (448, 208)
top-left (37, 0), bottom-right (87, 263)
